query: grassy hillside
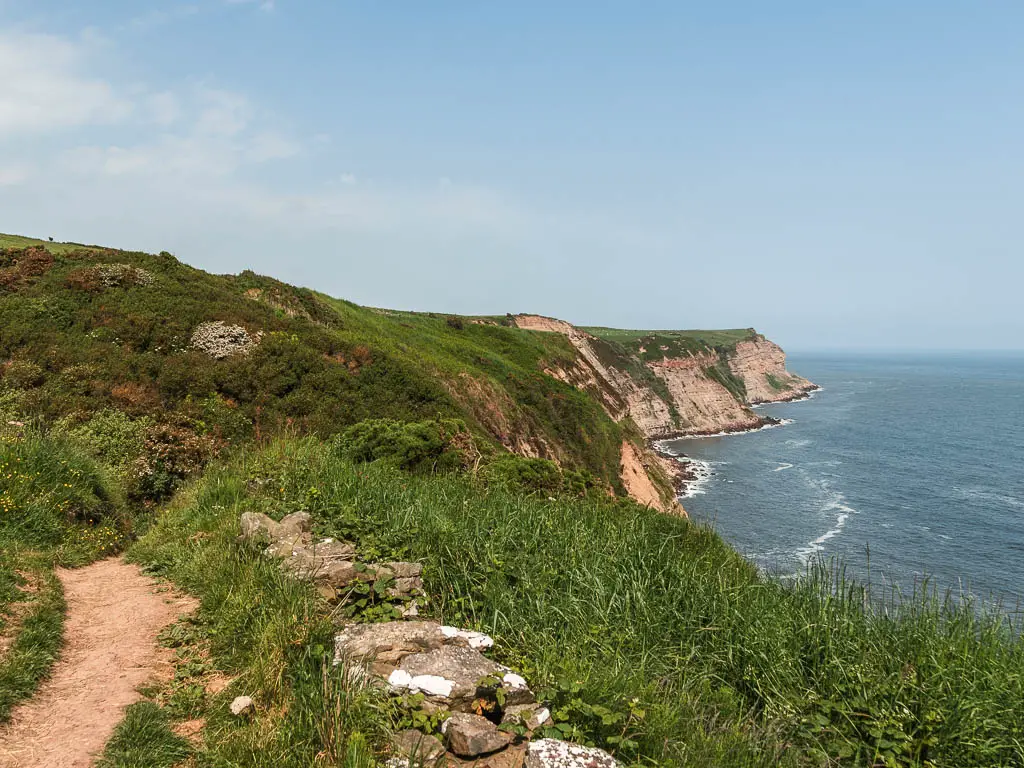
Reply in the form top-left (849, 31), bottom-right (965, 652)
top-left (7, 232), bottom-right (1023, 767)
top-left (0, 233), bottom-right (633, 501)
top-left (124, 438), bottom-right (1024, 767)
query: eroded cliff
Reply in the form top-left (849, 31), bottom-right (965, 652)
top-left (513, 315), bottom-right (816, 510)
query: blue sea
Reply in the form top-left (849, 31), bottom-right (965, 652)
top-left (661, 353), bottom-right (1024, 608)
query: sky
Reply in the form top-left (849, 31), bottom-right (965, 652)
top-left (1, 2), bottom-right (1022, 351)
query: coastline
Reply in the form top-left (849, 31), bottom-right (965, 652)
top-left (652, 384), bottom-right (823, 500)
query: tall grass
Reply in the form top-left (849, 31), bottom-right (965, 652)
top-left (158, 437), bottom-right (1023, 768)
top-left (0, 431), bottom-right (129, 721)
top-left (127, 472), bottom-right (394, 767)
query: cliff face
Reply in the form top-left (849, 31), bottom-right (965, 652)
top-left (515, 315), bottom-right (815, 439)
top-left (727, 338), bottom-right (817, 404)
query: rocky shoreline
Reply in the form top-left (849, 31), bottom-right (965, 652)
top-left (651, 385), bottom-right (823, 500)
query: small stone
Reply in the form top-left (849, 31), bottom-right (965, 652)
top-left (388, 576), bottom-right (424, 597)
top-left (502, 704), bottom-right (552, 731)
top-left (278, 511), bottom-right (312, 535)
top-left (524, 739), bottom-right (618, 768)
top-left (239, 512), bottom-right (278, 544)
top-left (229, 695), bottom-right (254, 717)
top-left (391, 729), bottom-right (446, 764)
top-left (385, 561), bottom-right (424, 579)
top-left (445, 711), bottom-right (512, 758)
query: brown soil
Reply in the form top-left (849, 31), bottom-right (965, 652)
top-left (0, 558), bottom-right (196, 768)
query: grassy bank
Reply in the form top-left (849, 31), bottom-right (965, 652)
top-left (0, 430), bottom-right (130, 720)
top-left (128, 438), bottom-right (1024, 767)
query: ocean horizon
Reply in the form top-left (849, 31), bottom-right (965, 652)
top-left (662, 350), bottom-right (1024, 610)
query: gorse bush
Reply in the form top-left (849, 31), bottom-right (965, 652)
top-left (479, 453), bottom-right (601, 498)
top-left (335, 417), bottom-right (475, 473)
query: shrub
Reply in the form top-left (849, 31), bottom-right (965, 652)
top-left (132, 421), bottom-right (222, 501)
top-left (335, 418), bottom-right (473, 474)
top-left (1, 361), bottom-right (45, 389)
top-left (57, 409), bottom-right (152, 475)
top-left (191, 322), bottom-right (259, 359)
top-left (480, 454), bottom-right (600, 498)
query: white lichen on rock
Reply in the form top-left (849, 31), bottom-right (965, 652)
top-left (191, 321), bottom-right (259, 359)
top-left (95, 263), bottom-right (155, 287)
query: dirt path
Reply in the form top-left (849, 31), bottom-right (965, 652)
top-left (0, 558), bottom-right (196, 768)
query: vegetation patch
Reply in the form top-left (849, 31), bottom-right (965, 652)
top-left (170, 439), bottom-right (1024, 768)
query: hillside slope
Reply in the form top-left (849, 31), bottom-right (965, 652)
top-left (0, 233), bottom-right (809, 512)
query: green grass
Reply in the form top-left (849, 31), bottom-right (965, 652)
top-left (130, 439), bottom-right (1024, 767)
top-left (0, 562), bottom-right (65, 722)
top-left (583, 327), bottom-right (758, 360)
top-left (96, 701), bottom-right (194, 768)
top-left (0, 233), bottom-right (94, 255)
top-left (0, 432), bottom-right (131, 721)
top-left (125, 466), bottom-right (395, 767)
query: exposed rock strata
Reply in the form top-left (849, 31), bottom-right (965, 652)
top-left (727, 338), bottom-right (818, 404)
top-left (512, 314), bottom-right (815, 511)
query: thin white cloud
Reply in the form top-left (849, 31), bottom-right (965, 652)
top-left (0, 166), bottom-right (30, 186)
top-left (124, 5), bottom-right (201, 31)
top-left (0, 32), bottom-right (132, 136)
top-left (225, 0), bottom-right (275, 11)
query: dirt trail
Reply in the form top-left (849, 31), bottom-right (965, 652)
top-left (0, 558), bottom-right (196, 768)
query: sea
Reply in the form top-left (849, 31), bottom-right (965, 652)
top-left (659, 352), bottom-right (1024, 609)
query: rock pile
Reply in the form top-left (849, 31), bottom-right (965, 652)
top-left (191, 321), bottom-right (260, 359)
top-left (240, 510), bottom-right (619, 768)
top-left (238, 511), bottom-right (424, 603)
top-left (94, 263), bottom-right (155, 287)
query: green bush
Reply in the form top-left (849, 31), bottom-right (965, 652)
top-left (57, 409), bottom-right (152, 474)
top-left (335, 418), bottom-right (473, 473)
top-left (480, 454), bottom-right (600, 498)
top-left (1, 360), bottom-right (45, 389)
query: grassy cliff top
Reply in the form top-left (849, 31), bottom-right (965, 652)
top-left (583, 326), bottom-right (760, 361)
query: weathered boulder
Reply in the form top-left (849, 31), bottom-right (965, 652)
top-left (398, 645), bottom-right (504, 704)
top-left (391, 728), bottom-right (446, 764)
top-left (334, 620), bottom-right (447, 673)
top-left (524, 739), bottom-right (618, 768)
top-left (239, 512), bottom-right (279, 544)
top-left (278, 510), bottom-right (312, 534)
top-left (444, 712), bottom-right (512, 758)
top-left (229, 695), bottom-right (254, 717)
top-left (394, 645), bottom-right (534, 708)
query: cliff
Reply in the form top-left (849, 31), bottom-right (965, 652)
top-left (513, 315), bottom-right (816, 439)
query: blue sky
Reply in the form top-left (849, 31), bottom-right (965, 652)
top-left (1, 2), bottom-right (1021, 350)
